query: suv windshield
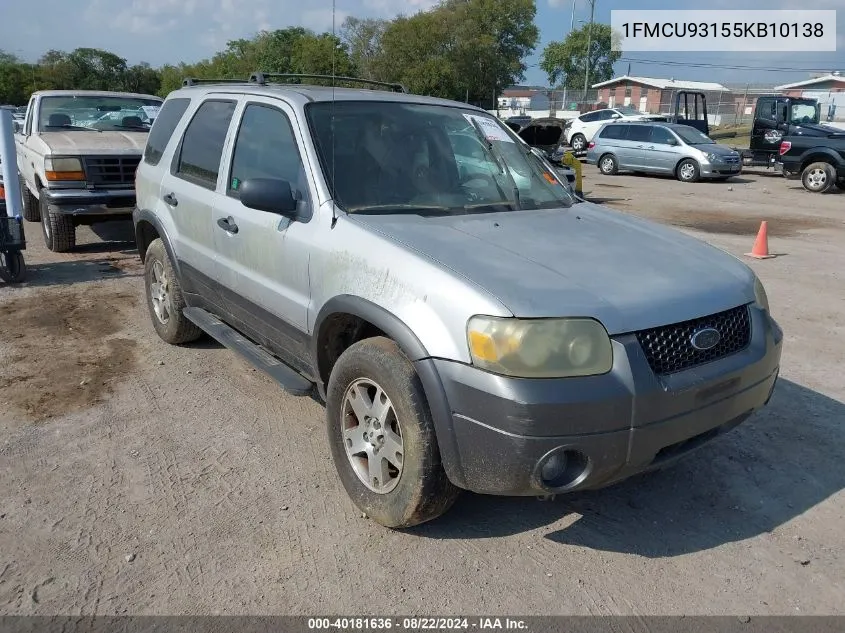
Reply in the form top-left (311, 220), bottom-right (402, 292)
top-left (673, 125), bottom-right (714, 145)
top-left (790, 102), bottom-right (820, 125)
top-left (306, 101), bottom-right (574, 215)
top-left (38, 95), bottom-right (162, 132)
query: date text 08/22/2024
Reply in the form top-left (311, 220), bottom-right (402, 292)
top-left (307, 618), bottom-right (528, 630)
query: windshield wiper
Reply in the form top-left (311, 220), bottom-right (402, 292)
top-left (468, 118), bottom-right (522, 210)
top-left (346, 204), bottom-right (454, 216)
top-left (46, 125), bottom-right (97, 132)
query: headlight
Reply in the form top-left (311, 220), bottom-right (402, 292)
top-left (466, 316), bottom-right (613, 378)
top-left (705, 152), bottom-right (718, 162)
top-left (45, 157), bottom-right (85, 181)
top-left (754, 276), bottom-right (770, 313)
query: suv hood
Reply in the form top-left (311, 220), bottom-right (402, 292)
top-left (39, 131), bottom-right (148, 154)
top-left (351, 203), bottom-right (755, 335)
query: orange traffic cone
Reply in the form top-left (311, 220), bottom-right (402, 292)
top-left (745, 221), bottom-right (775, 259)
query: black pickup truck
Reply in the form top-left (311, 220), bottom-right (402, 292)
top-left (779, 128), bottom-right (845, 193)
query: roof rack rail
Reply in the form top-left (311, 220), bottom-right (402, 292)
top-left (181, 77), bottom-right (251, 87)
top-left (248, 72), bottom-right (408, 93)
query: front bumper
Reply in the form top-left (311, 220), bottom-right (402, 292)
top-left (700, 161), bottom-right (743, 177)
top-left (419, 305), bottom-right (782, 496)
top-left (41, 188), bottom-right (135, 216)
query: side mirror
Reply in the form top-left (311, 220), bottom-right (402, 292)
top-left (667, 137), bottom-right (679, 146)
top-left (12, 121), bottom-right (21, 134)
top-left (239, 178), bottom-right (298, 216)
top-left (611, 113), bottom-right (622, 119)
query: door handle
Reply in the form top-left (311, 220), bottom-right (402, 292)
top-left (647, 145), bottom-right (655, 150)
top-left (163, 192), bottom-right (178, 207)
top-left (217, 216), bottom-right (239, 234)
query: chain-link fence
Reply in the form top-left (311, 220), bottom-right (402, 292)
top-left (494, 84), bottom-right (845, 128)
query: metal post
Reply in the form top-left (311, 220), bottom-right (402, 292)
top-left (0, 109), bottom-right (22, 219)
top-left (583, 0), bottom-right (596, 102)
top-left (561, 0), bottom-right (577, 113)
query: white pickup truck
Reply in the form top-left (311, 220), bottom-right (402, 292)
top-left (15, 90), bottom-right (163, 251)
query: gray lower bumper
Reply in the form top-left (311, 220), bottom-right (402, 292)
top-left (41, 188), bottom-right (135, 216)
top-left (419, 306), bottom-right (783, 496)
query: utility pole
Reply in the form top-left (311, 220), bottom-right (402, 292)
top-left (583, 0), bottom-right (596, 103)
top-left (561, 0), bottom-right (577, 115)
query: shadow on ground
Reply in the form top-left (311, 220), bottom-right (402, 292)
top-left (413, 379), bottom-right (845, 557)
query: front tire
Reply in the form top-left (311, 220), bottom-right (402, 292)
top-left (40, 195), bottom-right (75, 252)
top-left (676, 159), bottom-right (701, 183)
top-left (598, 154), bottom-right (618, 175)
top-left (570, 133), bottom-right (587, 153)
top-left (0, 251), bottom-right (26, 283)
top-left (19, 178), bottom-right (40, 222)
top-left (801, 161), bottom-right (836, 193)
top-left (143, 238), bottom-right (202, 345)
top-left (326, 337), bottom-right (459, 528)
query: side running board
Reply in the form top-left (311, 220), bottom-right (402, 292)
top-left (183, 307), bottom-right (314, 397)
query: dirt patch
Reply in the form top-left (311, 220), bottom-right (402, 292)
top-left (0, 288), bottom-right (139, 422)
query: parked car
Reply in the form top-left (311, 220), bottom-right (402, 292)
top-left (15, 90), bottom-right (163, 251)
top-left (778, 130), bottom-right (845, 193)
top-left (134, 75), bottom-right (781, 528)
top-left (564, 106), bottom-right (664, 153)
top-left (586, 121), bottom-right (742, 183)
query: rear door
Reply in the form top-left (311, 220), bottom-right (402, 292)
top-left (596, 124), bottom-right (634, 167)
top-left (644, 125), bottom-right (681, 173)
top-left (751, 97), bottom-right (780, 152)
top-left (583, 110), bottom-right (616, 141)
top-left (159, 96), bottom-right (239, 309)
top-left (211, 97), bottom-right (316, 373)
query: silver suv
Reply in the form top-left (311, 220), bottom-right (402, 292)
top-left (134, 74), bottom-right (782, 528)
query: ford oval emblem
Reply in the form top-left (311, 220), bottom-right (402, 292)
top-left (691, 327), bottom-right (721, 351)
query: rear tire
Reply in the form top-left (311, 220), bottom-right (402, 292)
top-left (801, 161), bottom-right (836, 193)
top-left (19, 178), bottom-right (40, 222)
top-left (143, 238), bottom-right (202, 345)
top-left (570, 134), bottom-right (587, 153)
top-left (676, 159), bottom-right (701, 183)
top-left (598, 154), bottom-right (618, 175)
top-left (326, 337), bottom-right (460, 529)
top-left (40, 195), bottom-right (75, 252)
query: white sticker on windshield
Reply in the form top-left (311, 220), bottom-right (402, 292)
top-left (463, 114), bottom-right (514, 143)
top-left (141, 105), bottom-right (161, 119)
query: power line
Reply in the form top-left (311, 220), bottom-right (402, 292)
top-left (618, 57), bottom-right (842, 73)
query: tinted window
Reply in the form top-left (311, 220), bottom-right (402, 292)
top-left (144, 98), bottom-right (191, 166)
top-left (650, 126), bottom-right (676, 145)
top-left (627, 125), bottom-right (652, 142)
top-left (599, 124), bottom-right (627, 140)
top-left (229, 103), bottom-right (309, 202)
top-left (175, 100), bottom-right (237, 188)
top-left (580, 111), bottom-right (601, 123)
top-left (757, 98), bottom-right (776, 122)
top-left (596, 110), bottom-right (616, 121)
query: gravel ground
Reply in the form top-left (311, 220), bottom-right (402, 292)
top-left (1, 169), bottom-right (843, 616)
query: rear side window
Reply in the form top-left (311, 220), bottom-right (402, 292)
top-left (144, 98), bottom-right (191, 166)
top-left (599, 124), bottom-right (628, 140)
top-left (174, 99), bottom-right (237, 189)
top-left (580, 111), bottom-right (601, 123)
top-left (627, 125), bottom-right (652, 142)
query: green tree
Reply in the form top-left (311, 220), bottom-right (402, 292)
top-left (540, 23), bottom-right (620, 89)
top-left (375, 0), bottom-right (538, 104)
top-left (123, 62), bottom-right (161, 95)
top-left (0, 51), bottom-right (36, 105)
top-left (341, 17), bottom-right (388, 80)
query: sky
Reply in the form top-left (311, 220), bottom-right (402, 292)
top-left (1, 0), bottom-right (844, 88)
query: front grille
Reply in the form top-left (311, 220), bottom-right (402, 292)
top-left (722, 155), bottom-right (740, 164)
top-left (635, 305), bottom-right (751, 375)
top-left (83, 155), bottom-right (141, 188)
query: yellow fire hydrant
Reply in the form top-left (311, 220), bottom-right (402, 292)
top-left (560, 150), bottom-right (583, 198)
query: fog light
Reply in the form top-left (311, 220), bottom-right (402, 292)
top-left (537, 449), bottom-right (591, 491)
top-left (541, 453), bottom-right (568, 482)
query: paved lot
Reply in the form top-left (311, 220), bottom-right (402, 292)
top-left (1, 169), bottom-right (843, 615)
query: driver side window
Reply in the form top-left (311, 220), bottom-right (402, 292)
top-left (228, 103), bottom-right (310, 207)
